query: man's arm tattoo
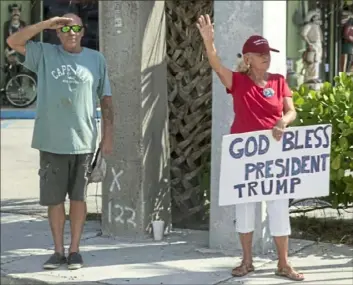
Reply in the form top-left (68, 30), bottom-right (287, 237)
top-left (101, 96), bottom-right (114, 133)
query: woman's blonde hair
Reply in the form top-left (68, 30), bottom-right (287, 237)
top-left (236, 53), bottom-right (251, 73)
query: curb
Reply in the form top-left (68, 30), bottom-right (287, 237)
top-left (1, 275), bottom-right (103, 285)
top-left (1, 275), bottom-right (49, 285)
top-left (0, 109), bottom-right (102, 119)
top-left (0, 109), bottom-right (37, 119)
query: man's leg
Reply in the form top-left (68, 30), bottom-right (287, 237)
top-left (67, 153), bottom-right (93, 270)
top-left (39, 151), bottom-right (69, 270)
top-left (69, 200), bottom-right (87, 254)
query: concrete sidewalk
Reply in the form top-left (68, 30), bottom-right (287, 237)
top-left (1, 212), bottom-right (352, 285)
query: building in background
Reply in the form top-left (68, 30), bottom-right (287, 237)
top-left (286, 0), bottom-right (353, 88)
top-left (0, 0), bottom-right (99, 87)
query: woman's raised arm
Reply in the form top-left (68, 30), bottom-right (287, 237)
top-left (196, 14), bottom-right (233, 90)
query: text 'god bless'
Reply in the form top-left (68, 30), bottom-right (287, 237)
top-left (229, 125), bottom-right (331, 198)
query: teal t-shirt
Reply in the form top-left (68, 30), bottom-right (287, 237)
top-left (23, 41), bottom-right (112, 154)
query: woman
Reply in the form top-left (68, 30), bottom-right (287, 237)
top-left (196, 14), bottom-right (304, 281)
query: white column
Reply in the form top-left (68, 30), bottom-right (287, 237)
top-left (209, 0), bottom-right (287, 254)
top-left (263, 0), bottom-right (287, 75)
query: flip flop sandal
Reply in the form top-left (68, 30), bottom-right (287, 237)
top-left (231, 262), bottom-right (255, 277)
top-left (275, 266), bottom-right (305, 281)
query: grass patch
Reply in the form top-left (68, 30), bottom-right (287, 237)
top-left (290, 216), bottom-right (353, 246)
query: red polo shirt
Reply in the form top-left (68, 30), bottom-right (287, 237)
top-left (226, 72), bottom-right (292, 134)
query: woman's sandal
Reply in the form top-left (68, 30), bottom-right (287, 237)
top-left (275, 266), bottom-right (305, 281)
top-left (231, 262), bottom-right (255, 277)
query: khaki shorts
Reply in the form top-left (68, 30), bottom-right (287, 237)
top-left (38, 151), bottom-right (93, 206)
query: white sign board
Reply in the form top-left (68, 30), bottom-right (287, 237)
top-left (219, 124), bottom-right (332, 206)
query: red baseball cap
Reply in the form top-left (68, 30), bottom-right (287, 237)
top-left (242, 35), bottom-right (279, 54)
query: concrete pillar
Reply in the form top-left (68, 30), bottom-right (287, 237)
top-left (99, 0), bottom-right (171, 237)
top-left (209, 1), bottom-right (287, 254)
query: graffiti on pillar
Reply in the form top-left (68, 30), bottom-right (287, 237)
top-left (107, 167), bottom-right (137, 228)
top-left (108, 201), bottom-right (137, 228)
top-left (114, 1), bottom-right (123, 34)
top-left (113, 203), bottom-right (136, 227)
top-left (109, 168), bottom-right (124, 192)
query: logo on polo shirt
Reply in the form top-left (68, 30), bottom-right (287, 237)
top-left (51, 64), bottom-right (92, 92)
top-left (263, 88), bottom-right (275, 98)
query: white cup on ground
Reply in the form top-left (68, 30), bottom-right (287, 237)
top-left (152, 220), bottom-right (165, 241)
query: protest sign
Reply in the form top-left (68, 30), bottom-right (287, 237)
top-left (218, 124), bottom-right (332, 206)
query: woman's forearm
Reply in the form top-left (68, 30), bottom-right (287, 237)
top-left (204, 41), bottom-right (223, 73)
top-left (282, 110), bottom-right (297, 126)
top-left (203, 40), bottom-right (233, 90)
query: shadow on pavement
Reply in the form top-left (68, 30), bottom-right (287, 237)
top-left (1, 198), bottom-right (46, 216)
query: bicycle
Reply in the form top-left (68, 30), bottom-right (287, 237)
top-left (0, 53), bottom-right (37, 108)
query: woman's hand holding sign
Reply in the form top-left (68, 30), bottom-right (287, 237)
top-left (272, 118), bottom-right (286, 141)
top-left (273, 97), bottom-right (297, 141)
top-left (272, 95), bottom-right (297, 141)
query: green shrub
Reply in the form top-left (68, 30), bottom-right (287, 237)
top-left (292, 72), bottom-right (353, 208)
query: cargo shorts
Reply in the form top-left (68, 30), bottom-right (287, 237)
top-left (38, 151), bottom-right (93, 206)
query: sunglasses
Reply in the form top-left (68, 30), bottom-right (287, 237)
top-left (60, 25), bottom-right (83, 33)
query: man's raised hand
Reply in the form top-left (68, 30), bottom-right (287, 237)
top-left (44, 17), bottom-right (72, 30)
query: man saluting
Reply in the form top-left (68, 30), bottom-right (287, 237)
top-left (7, 14), bottom-right (114, 270)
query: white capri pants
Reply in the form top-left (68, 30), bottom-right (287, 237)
top-left (235, 199), bottom-right (291, 237)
